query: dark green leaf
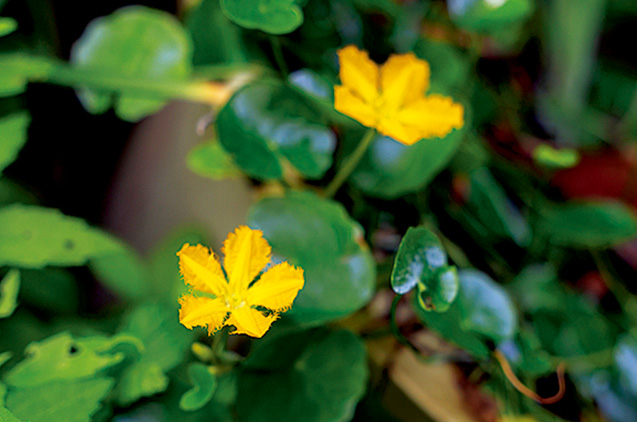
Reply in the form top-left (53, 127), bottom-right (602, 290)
top-left (19, 269), bottom-right (79, 314)
top-left (237, 329), bottom-right (367, 422)
top-left (0, 112), bottom-right (30, 174)
top-left (413, 38), bottom-right (470, 90)
top-left (5, 378), bottom-right (113, 422)
top-left (416, 266), bottom-right (459, 313)
top-left (220, 0), bottom-right (304, 35)
top-left (248, 191), bottom-right (376, 325)
top-left (187, 141), bottom-right (240, 180)
top-left (89, 243), bottom-right (151, 301)
top-left (349, 127), bottom-right (464, 199)
top-left (217, 80), bottom-right (336, 180)
top-left (538, 201), bottom-right (637, 248)
top-left (0, 270), bottom-right (19, 318)
top-left (179, 363), bottom-right (216, 411)
top-left (70, 6), bottom-right (193, 121)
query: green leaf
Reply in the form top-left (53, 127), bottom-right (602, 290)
top-left (532, 144), bottom-right (580, 169)
top-left (4, 332), bottom-right (126, 388)
top-left (0, 270), bottom-right (19, 318)
top-left (448, 0), bottom-right (534, 32)
top-left (457, 269), bottom-right (517, 343)
top-left (237, 329), bottom-right (368, 422)
top-left (0, 17), bottom-right (16, 37)
top-left (0, 54), bottom-right (52, 97)
top-left (179, 363), bottom-right (216, 411)
top-left (18, 269), bottom-right (79, 314)
top-left (413, 38), bottom-right (470, 90)
top-left (0, 407), bottom-right (20, 422)
top-left (538, 201), bottom-right (637, 248)
top-left (187, 141), bottom-right (240, 180)
top-left (349, 127), bottom-right (464, 199)
top-left (467, 167), bottom-right (531, 246)
top-left (615, 335), bottom-right (637, 396)
top-left (248, 191), bottom-right (376, 325)
top-left (5, 378), bottom-right (113, 422)
top-left (0, 113), bottom-right (30, 174)
top-left (217, 80), bottom-right (336, 180)
top-left (220, 0), bottom-right (304, 35)
top-left (0, 205), bottom-right (120, 269)
top-left (115, 303), bottom-right (193, 405)
top-left (88, 243), bottom-right (151, 301)
top-left (390, 227), bottom-right (458, 312)
top-left (70, 6), bottom-right (193, 121)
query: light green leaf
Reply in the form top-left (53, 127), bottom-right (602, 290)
top-left (538, 201), bottom-right (637, 248)
top-left (237, 329), bottom-right (368, 422)
top-left (0, 270), bottom-right (19, 318)
top-left (0, 407), bottom-right (20, 422)
top-left (217, 80), bottom-right (336, 180)
top-left (89, 243), bottom-right (151, 301)
top-left (115, 362), bottom-right (168, 407)
top-left (179, 363), bottom-right (216, 411)
top-left (0, 205), bottom-right (121, 269)
top-left (532, 144), bottom-right (580, 168)
top-left (248, 191), bottom-right (376, 325)
top-left (70, 6), bottom-right (193, 121)
top-left (0, 17), bottom-right (16, 37)
top-left (4, 332), bottom-right (127, 388)
top-left (457, 269), bottom-right (517, 343)
top-left (5, 378), bottom-right (113, 422)
top-left (187, 141), bottom-right (240, 180)
top-left (0, 54), bottom-right (52, 97)
top-left (348, 127), bottom-right (465, 199)
top-left (0, 113), bottom-right (30, 174)
top-left (220, 0), bottom-right (304, 35)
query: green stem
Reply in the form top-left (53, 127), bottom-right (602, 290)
top-left (325, 129), bottom-right (375, 198)
top-left (269, 36), bottom-right (289, 77)
top-left (211, 327), bottom-right (230, 366)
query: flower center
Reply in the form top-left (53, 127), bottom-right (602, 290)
top-left (225, 294), bottom-right (246, 309)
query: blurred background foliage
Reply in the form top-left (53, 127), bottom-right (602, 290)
top-left (0, 0), bottom-right (637, 421)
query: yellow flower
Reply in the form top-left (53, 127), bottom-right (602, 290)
top-left (334, 45), bottom-right (464, 145)
top-left (177, 226), bottom-right (305, 338)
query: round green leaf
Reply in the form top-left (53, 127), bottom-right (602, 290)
top-left (538, 200), bottom-right (637, 248)
top-left (457, 269), bottom-right (517, 344)
top-left (70, 6), bottom-right (193, 121)
top-left (349, 126), bottom-right (464, 199)
top-left (248, 191), bottom-right (375, 325)
top-left (220, 0), bottom-right (304, 35)
top-left (237, 329), bottom-right (368, 422)
top-left (179, 363), bottom-right (217, 411)
top-left (217, 80), bottom-right (335, 180)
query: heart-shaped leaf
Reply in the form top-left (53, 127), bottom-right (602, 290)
top-left (217, 80), bottom-right (336, 180)
top-left (220, 0), bottom-right (304, 35)
top-left (248, 191), bottom-right (375, 325)
top-left (179, 363), bottom-right (217, 411)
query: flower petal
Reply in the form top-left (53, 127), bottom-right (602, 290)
top-left (334, 86), bottom-right (379, 128)
top-left (227, 306), bottom-right (278, 338)
top-left (179, 295), bottom-right (228, 335)
top-left (396, 94), bottom-right (464, 141)
top-left (337, 45), bottom-right (379, 104)
top-left (246, 262), bottom-right (304, 312)
top-left (380, 52), bottom-right (430, 112)
top-left (222, 226), bottom-right (271, 294)
top-left (177, 243), bottom-right (228, 296)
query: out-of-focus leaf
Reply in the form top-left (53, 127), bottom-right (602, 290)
top-left (413, 38), bottom-right (469, 90)
top-left (220, 0), bottom-right (304, 35)
top-left (615, 335), bottom-right (637, 396)
top-left (349, 127), bottom-right (465, 199)
top-left (115, 303), bottom-right (193, 405)
top-left (537, 201), bottom-right (637, 248)
top-left (0, 112), bottom-right (30, 173)
top-left (237, 329), bottom-right (367, 422)
top-left (499, 330), bottom-right (553, 376)
top-left (0, 270), bottom-right (19, 318)
top-left (70, 6), bottom-right (192, 121)
top-left (391, 227), bottom-right (458, 312)
top-left (467, 167), bottom-right (531, 246)
top-left (88, 243), bottom-right (151, 301)
top-left (0, 407), bottom-right (20, 422)
top-left (5, 378), bottom-right (113, 422)
top-left (217, 80), bottom-right (336, 180)
top-left (288, 69), bottom-right (333, 102)
top-left (532, 144), bottom-right (580, 169)
top-left (0, 179), bottom-right (36, 208)
top-left (185, 0), bottom-right (247, 65)
top-left (0, 17), bottom-right (16, 37)
top-left (448, 0), bottom-right (534, 32)
top-left (248, 191), bottom-right (375, 325)
top-left (509, 264), bottom-right (563, 312)
top-left (4, 332), bottom-right (129, 388)
top-left (243, 326), bottom-right (316, 370)
top-left (179, 363), bottom-right (216, 411)
top-left (187, 141), bottom-right (240, 180)
top-left (0, 205), bottom-right (119, 269)
top-left (0, 54), bottom-right (52, 97)
top-left (19, 269), bottom-right (79, 314)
